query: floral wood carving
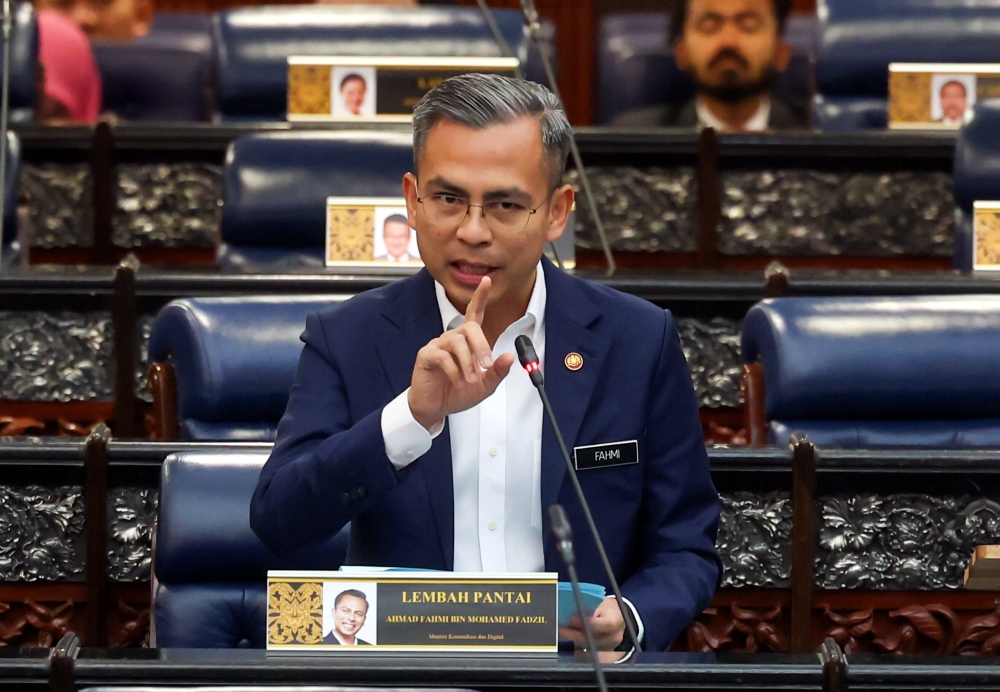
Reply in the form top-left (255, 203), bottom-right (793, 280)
top-left (683, 607), bottom-right (734, 652)
top-left (112, 599), bottom-right (150, 648)
top-left (823, 606), bottom-right (873, 653)
top-left (731, 603), bottom-right (789, 653)
top-left (24, 599), bottom-right (74, 647)
top-left (956, 607), bottom-right (1000, 655)
top-left (0, 602), bottom-right (26, 645)
top-left (0, 417), bottom-right (45, 436)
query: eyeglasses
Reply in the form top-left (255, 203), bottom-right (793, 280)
top-left (415, 184), bottom-right (548, 234)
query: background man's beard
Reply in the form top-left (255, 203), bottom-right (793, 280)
top-left (699, 67), bottom-right (777, 105)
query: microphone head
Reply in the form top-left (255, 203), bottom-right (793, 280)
top-left (548, 504), bottom-right (573, 542)
top-left (515, 335), bottom-right (537, 368)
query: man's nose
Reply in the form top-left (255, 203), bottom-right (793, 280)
top-left (455, 205), bottom-right (493, 244)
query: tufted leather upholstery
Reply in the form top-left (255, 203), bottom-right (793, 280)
top-left (154, 452), bottom-right (349, 647)
top-left (147, 296), bottom-right (347, 440)
top-left (596, 12), bottom-right (815, 125)
top-left (93, 13), bottom-right (213, 121)
top-left (219, 131), bottom-right (412, 267)
top-left (815, 0), bottom-right (1000, 130)
top-left (742, 296), bottom-right (1000, 447)
top-left (953, 101), bottom-right (1000, 271)
top-left (3, 4), bottom-right (37, 125)
top-left (213, 5), bottom-right (527, 121)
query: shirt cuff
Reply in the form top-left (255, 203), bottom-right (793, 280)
top-left (614, 596), bottom-right (645, 652)
top-left (381, 388), bottom-right (444, 470)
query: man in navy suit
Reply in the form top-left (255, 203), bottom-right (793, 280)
top-left (250, 74), bottom-right (720, 652)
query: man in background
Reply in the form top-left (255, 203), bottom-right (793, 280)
top-left (323, 590), bottom-right (372, 645)
top-left (35, 0), bottom-right (153, 40)
top-left (938, 80), bottom-right (969, 125)
top-left (375, 214), bottom-right (416, 262)
top-left (340, 74), bottom-right (368, 116)
top-left (615, 0), bottom-right (806, 131)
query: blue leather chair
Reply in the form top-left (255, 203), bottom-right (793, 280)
top-left (954, 100), bottom-right (1000, 272)
top-left (596, 12), bottom-right (815, 125)
top-left (4, 3), bottom-right (37, 124)
top-left (219, 131), bottom-right (412, 268)
top-left (93, 43), bottom-right (211, 121)
top-left (154, 451), bottom-right (350, 647)
top-left (742, 296), bottom-right (1000, 447)
top-left (0, 131), bottom-right (21, 270)
top-left (147, 295), bottom-right (347, 441)
top-left (814, 0), bottom-right (1000, 131)
top-left (213, 5), bottom-right (528, 122)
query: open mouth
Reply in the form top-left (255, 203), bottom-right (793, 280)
top-left (450, 260), bottom-right (498, 285)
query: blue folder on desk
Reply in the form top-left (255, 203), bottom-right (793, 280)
top-left (339, 566), bottom-right (605, 626)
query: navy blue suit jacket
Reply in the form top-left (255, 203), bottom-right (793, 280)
top-left (250, 258), bottom-right (721, 651)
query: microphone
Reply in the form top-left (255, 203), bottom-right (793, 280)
top-left (550, 504), bottom-right (609, 692)
top-left (515, 335), bottom-right (642, 652)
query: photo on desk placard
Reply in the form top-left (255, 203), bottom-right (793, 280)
top-left (974, 201), bottom-right (1000, 271)
top-left (332, 66), bottom-right (376, 118)
top-left (930, 73), bottom-right (975, 126)
top-left (325, 196), bottom-right (420, 266)
top-left (322, 581), bottom-right (378, 646)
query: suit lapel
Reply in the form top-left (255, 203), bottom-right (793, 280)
top-left (377, 270), bottom-right (455, 569)
top-left (538, 261), bottom-right (610, 553)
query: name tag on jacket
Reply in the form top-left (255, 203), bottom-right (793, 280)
top-left (573, 440), bottom-right (639, 471)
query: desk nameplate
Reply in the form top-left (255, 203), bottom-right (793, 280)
top-left (267, 570), bottom-right (559, 654)
top-left (889, 63), bottom-right (1000, 129)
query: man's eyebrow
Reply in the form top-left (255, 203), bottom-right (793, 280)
top-left (422, 177), bottom-right (469, 196)
top-left (482, 187), bottom-right (534, 204)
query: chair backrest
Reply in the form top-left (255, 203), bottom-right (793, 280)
top-left (596, 12), bottom-right (815, 125)
top-left (92, 42), bottom-right (211, 121)
top-left (742, 296), bottom-right (1000, 446)
top-left (5, 3), bottom-right (37, 124)
top-left (147, 296), bottom-right (348, 439)
top-left (815, 0), bottom-right (1000, 130)
top-left (1, 131), bottom-right (20, 248)
top-left (221, 131), bottom-right (412, 250)
top-left (212, 5), bottom-right (526, 121)
top-left (954, 101), bottom-right (1000, 271)
top-left (154, 452), bottom-right (349, 647)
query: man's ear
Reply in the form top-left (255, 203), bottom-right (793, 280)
top-left (545, 183), bottom-right (574, 243)
top-left (402, 172), bottom-right (419, 230)
top-left (773, 38), bottom-right (792, 73)
top-left (132, 0), bottom-right (154, 37)
top-left (674, 39), bottom-right (691, 72)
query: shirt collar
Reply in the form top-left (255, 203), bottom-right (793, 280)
top-left (434, 260), bottom-right (547, 337)
top-left (695, 95), bottom-right (771, 133)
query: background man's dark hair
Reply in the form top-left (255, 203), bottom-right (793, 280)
top-left (668, 0), bottom-right (793, 43)
top-left (383, 213), bottom-right (410, 230)
top-left (340, 74), bottom-right (366, 90)
top-left (334, 589), bottom-right (369, 609)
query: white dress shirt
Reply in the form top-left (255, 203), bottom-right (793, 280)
top-left (696, 95), bottom-right (771, 133)
top-left (378, 261), bottom-right (644, 644)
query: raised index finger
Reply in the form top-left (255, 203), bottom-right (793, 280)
top-left (464, 276), bottom-right (491, 326)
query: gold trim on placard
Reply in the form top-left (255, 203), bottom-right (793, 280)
top-left (288, 64), bottom-right (333, 117)
top-left (267, 581), bottom-right (324, 645)
top-left (888, 71), bottom-right (932, 124)
top-left (974, 202), bottom-right (1000, 271)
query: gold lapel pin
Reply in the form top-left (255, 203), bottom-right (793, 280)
top-left (564, 352), bottom-right (584, 371)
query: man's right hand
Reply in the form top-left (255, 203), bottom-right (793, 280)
top-left (408, 277), bottom-right (515, 431)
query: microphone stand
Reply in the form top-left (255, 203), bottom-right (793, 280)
top-left (519, 0), bottom-right (616, 275)
top-left (0, 0), bottom-right (11, 267)
top-left (516, 336), bottom-right (642, 652)
top-left (550, 504), bottom-right (609, 692)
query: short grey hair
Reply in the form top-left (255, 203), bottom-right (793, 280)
top-left (412, 73), bottom-right (572, 190)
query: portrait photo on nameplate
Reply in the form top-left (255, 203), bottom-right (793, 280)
top-left (973, 201), bottom-right (1000, 271)
top-left (325, 197), bottom-right (421, 267)
top-left (889, 63), bottom-right (1000, 129)
top-left (287, 56), bottom-right (519, 122)
top-left (267, 571), bottom-right (559, 654)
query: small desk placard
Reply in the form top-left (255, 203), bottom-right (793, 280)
top-left (325, 196), bottom-right (422, 267)
top-left (288, 56), bottom-right (519, 122)
top-left (267, 570), bottom-right (559, 654)
top-left (889, 63), bottom-right (1000, 129)
top-left (973, 201), bottom-right (1000, 271)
